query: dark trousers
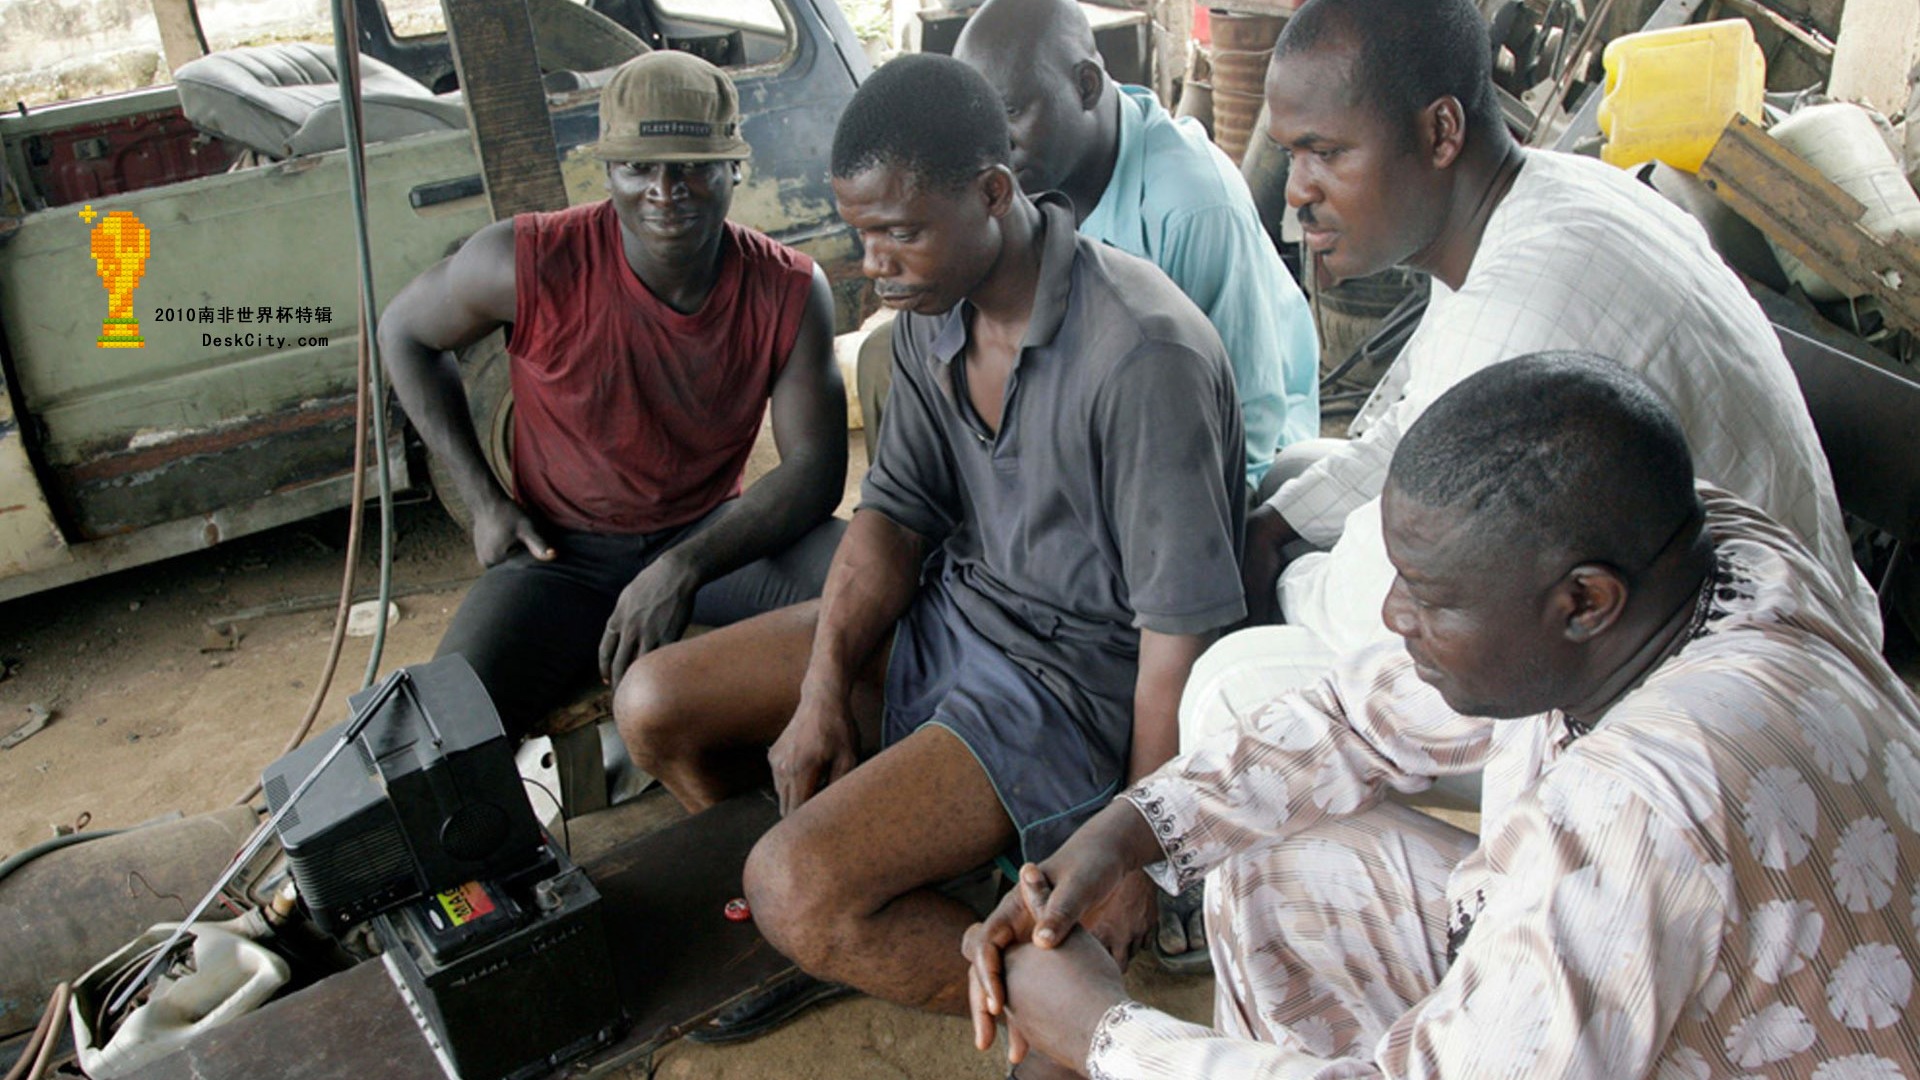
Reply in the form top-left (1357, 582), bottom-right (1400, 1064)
top-left (436, 510), bottom-right (846, 737)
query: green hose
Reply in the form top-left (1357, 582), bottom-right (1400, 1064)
top-left (0, 828), bottom-right (128, 888)
top-left (326, 0), bottom-right (396, 690)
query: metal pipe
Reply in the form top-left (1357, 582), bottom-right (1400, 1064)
top-left (20, 984), bottom-right (66, 1080)
top-left (2, 987), bottom-right (59, 1080)
top-left (229, 0), bottom-right (390, 806)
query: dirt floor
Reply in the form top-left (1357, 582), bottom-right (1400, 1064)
top-left (0, 427), bottom-right (1213, 1077)
top-left (0, 419), bottom-right (827, 859)
top-left (0, 495), bottom-right (477, 858)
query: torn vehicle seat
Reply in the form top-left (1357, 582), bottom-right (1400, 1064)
top-left (173, 42), bottom-right (468, 160)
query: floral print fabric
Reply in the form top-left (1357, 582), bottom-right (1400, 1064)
top-left (1094, 487), bottom-right (1920, 1079)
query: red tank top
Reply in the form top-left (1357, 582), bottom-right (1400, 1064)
top-left (508, 202), bottom-right (815, 534)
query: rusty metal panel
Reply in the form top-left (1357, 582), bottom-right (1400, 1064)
top-left (0, 455), bottom-right (411, 604)
top-left (0, 370), bottom-right (68, 578)
top-left (53, 396), bottom-right (371, 538)
top-left (0, 806), bottom-right (261, 1040)
top-left (1774, 325), bottom-right (1920, 543)
top-left (0, 127), bottom-right (489, 539)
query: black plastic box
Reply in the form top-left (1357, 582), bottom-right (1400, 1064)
top-left (263, 656), bottom-right (546, 935)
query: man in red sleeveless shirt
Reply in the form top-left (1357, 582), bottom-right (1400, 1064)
top-left (380, 51), bottom-right (847, 739)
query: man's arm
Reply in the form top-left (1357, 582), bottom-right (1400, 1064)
top-left (755, 309), bottom-right (959, 818)
top-left (960, 793), bottom-right (1174, 1068)
top-left (1063, 772), bottom-right (1725, 1080)
top-left (768, 507), bottom-right (925, 815)
top-left (1241, 502), bottom-right (1300, 625)
top-left (766, 312), bottom-right (955, 815)
top-left (1095, 342), bottom-right (1247, 649)
top-left (1123, 644), bottom-right (1489, 895)
top-left (1249, 249), bottom-right (1609, 598)
top-left (1079, 336), bottom-right (1246, 956)
top-left (1260, 399), bottom-right (1408, 541)
top-left (1075, 629), bottom-right (1212, 962)
top-left (965, 644), bottom-right (1493, 1025)
top-left (600, 267), bottom-right (846, 684)
top-left (1127, 630), bottom-right (1209, 785)
top-left (986, 839), bottom-right (1719, 1080)
top-left (1241, 395), bottom-right (1416, 621)
top-left (379, 220), bottom-right (550, 568)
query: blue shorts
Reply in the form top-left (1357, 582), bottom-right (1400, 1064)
top-left (882, 583), bottom-right (1124, 864)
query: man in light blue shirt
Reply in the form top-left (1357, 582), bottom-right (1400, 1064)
top-left (953, 0), bottom-right (1318, 488)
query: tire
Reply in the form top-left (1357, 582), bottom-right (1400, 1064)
top-left (427, 329), bottom-right (516, 535)
top-left (1309, 267), bottom-right (1428, 394)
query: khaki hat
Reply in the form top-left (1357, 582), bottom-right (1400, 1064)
top-left (589, 51), bottom-right (751, 163)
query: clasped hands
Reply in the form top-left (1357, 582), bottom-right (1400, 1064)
top-left (961, 840), bottom-right (1159, 1072)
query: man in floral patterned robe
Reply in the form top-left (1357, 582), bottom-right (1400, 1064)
top-left (962, 353), bottom-right (1920, 1079)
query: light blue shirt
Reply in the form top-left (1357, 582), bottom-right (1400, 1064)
top-left (1080, 85), bottom-right (1319, 486)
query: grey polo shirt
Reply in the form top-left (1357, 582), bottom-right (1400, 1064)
top-left (860, 195), bottom-right (1246, 725)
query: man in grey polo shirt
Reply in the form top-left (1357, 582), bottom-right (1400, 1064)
top-left (615, 54), bottom-right (1245, 1039)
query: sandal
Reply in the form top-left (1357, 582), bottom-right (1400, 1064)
top-left (685, 973), bottom-right (854, 1045)
top-left (1153, 883), bottom-right (1212, 976)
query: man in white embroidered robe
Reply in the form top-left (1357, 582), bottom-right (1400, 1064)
top-left (963, 354), bottom-right (1920, 1080)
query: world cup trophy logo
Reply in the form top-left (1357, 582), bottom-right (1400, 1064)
top-left (81, 206), bottom-right (151, 349)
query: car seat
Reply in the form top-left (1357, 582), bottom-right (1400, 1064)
top-left (173, 42), bottom-right (469, 160)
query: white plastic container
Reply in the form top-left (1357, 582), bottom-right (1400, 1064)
top-left (1905, 79), bottom-right (1920, 193)
top-left (71, 923), bottom-right (289, 1078)
top-left (1767, 102), bottom-right (1920, 301)
top-left (345, 598), bottom-right (401, 637)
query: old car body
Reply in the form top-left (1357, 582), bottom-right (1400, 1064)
top-left (0, 0), bottom-right (871, 602)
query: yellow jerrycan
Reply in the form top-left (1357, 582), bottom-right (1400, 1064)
top-left (1598, 19), bottom-right (1766, 173)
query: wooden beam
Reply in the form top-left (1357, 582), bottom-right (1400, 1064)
top-left (1717, 0), bottom-right (1833, 59)
top-left (1149, 0), bottom-right (1192, 109)
top-left (440, 0), bottom-right (570, 222)
top-left (148, 0), bottom-right (208, 74)
top-left (1826, 0), bottom-right (1920, 116)
top-left (1698, 114), bottom-right (1920, 334)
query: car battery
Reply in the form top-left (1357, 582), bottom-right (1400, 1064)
top-left (375, 851), bottom-right (624, 1080)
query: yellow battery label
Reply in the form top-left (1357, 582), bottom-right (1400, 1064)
top-left (436, 881), bottom-right (497, 927)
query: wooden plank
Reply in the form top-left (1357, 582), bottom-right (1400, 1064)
top-left (1698, 114), bottom-right (1920, 334)
top-left (440, 0), bottom-right (570, 221)
top-left (582, 791), bottom-right (793, 1055)
top-left (1716, 0), bottom-right (1833, 59)
top-left (147, 0), bottom-right (208, 74)
top-left (129, 793), bottom-right (792, 1080)
top-left (1150, 0), bottom-right (1192, 108)
top-left (129, 963), bottom-right (439, 1080)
